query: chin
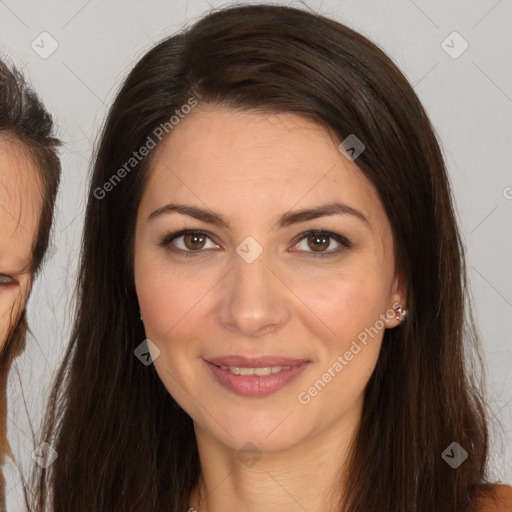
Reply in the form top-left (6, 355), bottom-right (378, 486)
top-left (192, 406), bottom-right (312, 455)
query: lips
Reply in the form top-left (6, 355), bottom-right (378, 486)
top-left (204, 355), bottom-right (311, 397)
top-left (206, 355), bottom-right (309, 367)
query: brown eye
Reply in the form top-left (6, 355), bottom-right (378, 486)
top-left (292, 230), bottom-right (351, 257)
top-left (183, 232), bottom-right (207, 251)
top-left (306, 234), bottom-right (330, 252)
top-left (159, 230), bottom-right (219, 256)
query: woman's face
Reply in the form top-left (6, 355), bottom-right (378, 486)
top-left (134, 107), bottom-right (405, 453)
top-left (0, 138), bottom-right (41, 350)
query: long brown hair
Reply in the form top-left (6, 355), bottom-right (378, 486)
top-left (33, 5), bottom-right (492, 511)
top-left (0, 58), bottom-right (61, 509)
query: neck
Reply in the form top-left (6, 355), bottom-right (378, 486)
top-left (189, 408), bottom-right (360, 512)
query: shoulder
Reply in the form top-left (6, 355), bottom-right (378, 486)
top-left (474, 484), bottom-right (512, 511)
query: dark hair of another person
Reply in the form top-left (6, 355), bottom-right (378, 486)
top-left (0, 58), bottom-right (61, 397)
top-left (0, 58), bottom-right (61, 509)
top-left (33, 5), bottom-right (493, 511)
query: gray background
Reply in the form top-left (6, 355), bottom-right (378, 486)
top-left (1, 0), bottom-right (511, 509)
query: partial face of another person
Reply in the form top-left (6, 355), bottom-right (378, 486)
top-left (134, 107), bottom-right (405, 454)
top-left (0, 137), bottom-right (41, 349)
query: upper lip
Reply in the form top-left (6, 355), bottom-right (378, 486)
top-left (205, 356), bottom-right (310, 368)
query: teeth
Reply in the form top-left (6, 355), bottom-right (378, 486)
top-left (218, 364), bottom-right (297, 375)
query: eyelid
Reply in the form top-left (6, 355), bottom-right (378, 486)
top-left (159, 229), bottom-right (220, 251)
top-left (159, 229), bottom-right (351, 257)
top-left (289, 230), bottom-right (351, 255)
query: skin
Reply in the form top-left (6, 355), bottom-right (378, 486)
top-left (0, 136), bottom-right (42, 495)
top-left (134, 107), bottom-right (406, 511)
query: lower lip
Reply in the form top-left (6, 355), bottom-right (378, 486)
top-left (205, 360), bottom-right (310, 397)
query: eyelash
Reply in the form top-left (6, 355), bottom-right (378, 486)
top-left (158, 229), bottom-right (351, 258)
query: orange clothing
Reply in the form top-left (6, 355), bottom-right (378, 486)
top-left (476, 484), bottom-right (512, 511)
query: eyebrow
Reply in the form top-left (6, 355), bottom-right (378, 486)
top-left (148, 202), bottom-right (371, 230)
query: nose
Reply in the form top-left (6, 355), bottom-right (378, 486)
top-left (216, 247), bottom-right (292, 338)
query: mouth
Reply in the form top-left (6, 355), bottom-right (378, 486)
top-left (206, 355), bottom-right (310, 368)
top-left (213, 363), bottom-right (301, 376)
top-left (204, 356), bottom-right (310, 397)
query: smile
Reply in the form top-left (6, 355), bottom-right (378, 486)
top-left (204, 359), bottom-right (310, 397)
top-left (216, 364), bottom-right (301, 376)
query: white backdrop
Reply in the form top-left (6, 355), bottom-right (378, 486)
top-left (1, 0), bottom-right (511, 509)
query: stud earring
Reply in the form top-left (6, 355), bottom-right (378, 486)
top-left (395, 305), bottom-right (407, 322)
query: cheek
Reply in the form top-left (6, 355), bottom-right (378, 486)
top-left (0, 298), bottom-right (11, 347)
top-left (0, 285), bottom-right (29, 349)
top-left (0, 320), bottom-right (9, 351)
top-left (290, 270), bottom-right (389, 405)
top-left (137, 270), bottom-right (205, 342)
top-left (293, 267), bottom-right (390, 347)
top-left (134, 246), bottom-right (214, 357)
top-left (135, 254), bottom-right (212, 410)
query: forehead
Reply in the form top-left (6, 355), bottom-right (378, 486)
top-left (0, 136), bottom-right (42, 270)
top-left (149, 107), bottom-right (375, 199)
top-left (150, 107), bottom-right (349, 178)
top-left (142, 108), bottom-right (386, 229)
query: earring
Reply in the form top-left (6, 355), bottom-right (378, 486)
top-left (395, 305), bottom-right (407, 322)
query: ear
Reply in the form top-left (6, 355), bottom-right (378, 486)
top-left (384, 270), bottom-right (407, 329)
